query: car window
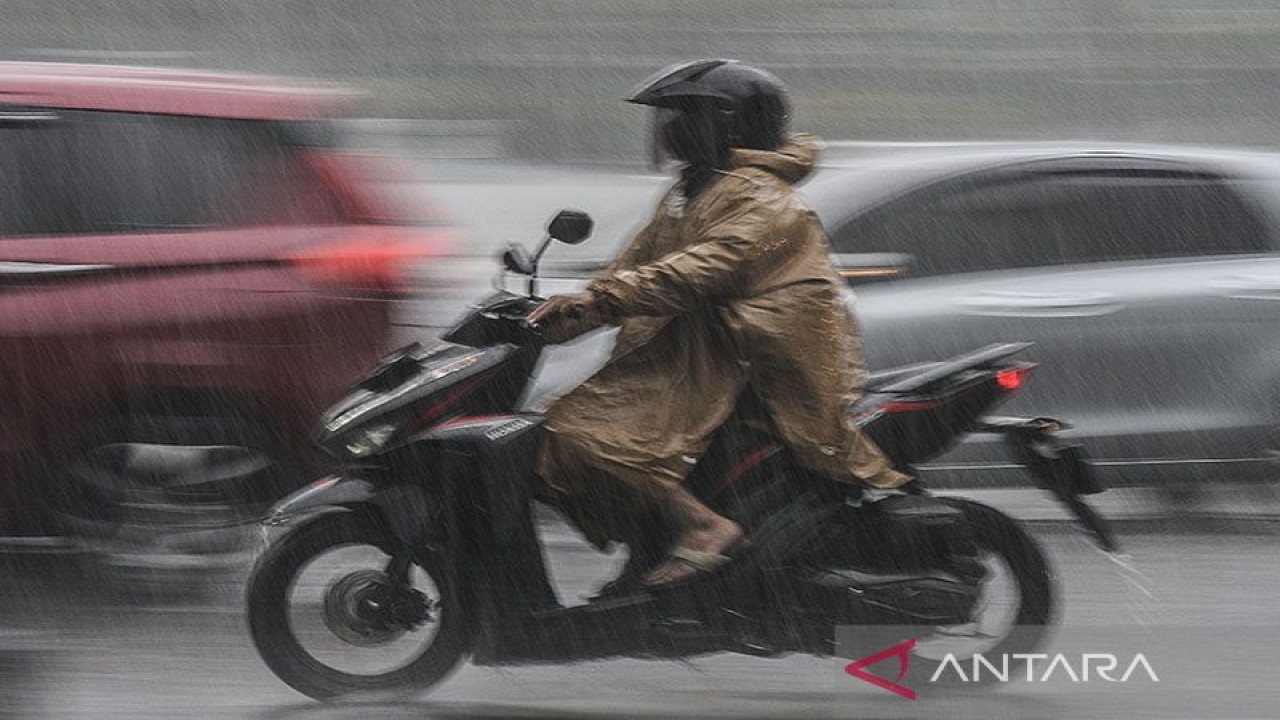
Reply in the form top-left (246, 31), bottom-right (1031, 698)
top-left (0, 108), bottom-right (340, 236)
top-left (830, 165), bottom-right (1270, 278)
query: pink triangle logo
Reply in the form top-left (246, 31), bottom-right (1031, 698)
top-left (844, 638), bottom-right (917, 700)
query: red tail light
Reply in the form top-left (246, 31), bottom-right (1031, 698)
top-left (287, 226), bottom-right (455, 296)
top-left (290, 150), bottom-right (459, 295)
top-left (996, 364), bottom-right (1036, 391)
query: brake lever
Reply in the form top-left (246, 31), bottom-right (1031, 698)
top-left (517, 314), bottom-right (544, 333)
top-left (525, 301), bottom-right (585, 327)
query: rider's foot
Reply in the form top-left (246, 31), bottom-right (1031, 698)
top-left (642, 515), bottom-right (744, 585)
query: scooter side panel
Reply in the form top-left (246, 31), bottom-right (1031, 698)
top-left (266, 475), bottom-right (438, 546)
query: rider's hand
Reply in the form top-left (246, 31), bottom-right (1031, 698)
top-left (527, 292), bottom-right (598, 325)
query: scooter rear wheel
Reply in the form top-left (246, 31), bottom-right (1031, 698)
top-left (903, 497), bottom-right (1056, 690)
top-left (247, 511), bottom-right (470, 701)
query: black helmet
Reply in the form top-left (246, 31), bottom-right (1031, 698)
top-left (627, 59), bottom-right (790, 169)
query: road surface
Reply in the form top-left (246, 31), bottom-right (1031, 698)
top-left (1, 520), bottom-right (1277, 718)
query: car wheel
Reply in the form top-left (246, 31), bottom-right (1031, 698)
top-left (57, 395), bottom-right (292, 584)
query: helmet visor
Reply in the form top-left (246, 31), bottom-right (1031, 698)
top-left (647, 106), bottom-right (723, 170)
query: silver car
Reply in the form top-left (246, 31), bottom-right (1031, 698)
top-left (804, 143), bottom-right (1280, 491)
top-left (485, 143), bottom-right (1280, 492)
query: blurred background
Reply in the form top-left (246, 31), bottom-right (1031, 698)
top-left (7, 1), bottom-right (1280, 162)
top-left (0, 2), bottom-right (1279, 718)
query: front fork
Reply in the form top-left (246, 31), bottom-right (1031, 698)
top-left (375, 549), bottom-right (434, 629)
top-left (384, 551), bottom-right (413, 584)
top-left (977, 416), bottom-right (1119, 552)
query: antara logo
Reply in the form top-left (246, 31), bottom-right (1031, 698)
top-left (930, 652), bottom-right (1160, 683)
top-left (845, 639), bottom-right (1160, 701)
top-left (845, 638), bottom-right (917, 700)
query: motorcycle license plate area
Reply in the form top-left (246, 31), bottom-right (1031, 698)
top-left (1023, 437), bottom-right (1106, 496)
top-left (1054, 442), bottom-right (1105, 495)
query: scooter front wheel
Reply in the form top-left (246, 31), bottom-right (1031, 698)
top-left (247, 511), bottom-right (470, 701)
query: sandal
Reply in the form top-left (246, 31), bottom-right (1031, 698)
top-left (642, 538), bottom-right (751, 588)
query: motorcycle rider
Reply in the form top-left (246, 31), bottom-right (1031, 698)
top-left (528, 59), bottom-right (912, 587)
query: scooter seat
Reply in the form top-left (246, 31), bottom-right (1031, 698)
top-left (864, 362), bottom-right (944, 393)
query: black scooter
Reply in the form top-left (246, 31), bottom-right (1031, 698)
top-left (246, 210), bottom-right (1116, 701)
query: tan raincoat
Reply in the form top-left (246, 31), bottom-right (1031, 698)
top-left (538, 134), bottom-right (909, 547)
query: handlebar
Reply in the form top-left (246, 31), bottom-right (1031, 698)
top-left (455, 293), bottom-right (590, 349)
top-left (519, 298), bottom-right (586, 327)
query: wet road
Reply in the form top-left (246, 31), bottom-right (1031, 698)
top-left (1, 521), bottom-right (1278, 719)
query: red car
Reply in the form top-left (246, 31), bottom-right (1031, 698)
top-left (0, 63), bottom-right (452, 564)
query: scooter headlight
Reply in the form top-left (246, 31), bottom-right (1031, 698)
top-left (322, 349), bottom-right (487, 437)
top-left (343, 423), bottom-right (398, 458)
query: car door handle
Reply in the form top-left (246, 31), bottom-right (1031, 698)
top-left (954, 291), bottom-right (1122, 317)
top-left (1214, 274), bottom-right (1280, 300)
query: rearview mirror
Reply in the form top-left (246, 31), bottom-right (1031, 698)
top-left (832, 253), bottom-right (913, 285)
top-left (501, 243), bottom-right (535, 275)
top-left (547, 209), bottom-right (593, 245)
